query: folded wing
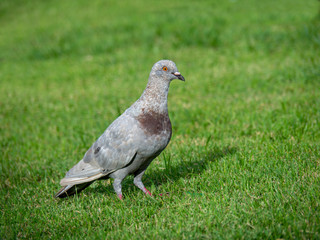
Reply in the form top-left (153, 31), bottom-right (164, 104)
top-left (60, 113), bottom-right (140, 186)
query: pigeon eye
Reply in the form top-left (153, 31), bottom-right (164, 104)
top-left (162, 66), bottom-right (168, 71)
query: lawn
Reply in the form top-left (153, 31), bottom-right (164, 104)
top-left (1, 0), bottom-right (320, 239)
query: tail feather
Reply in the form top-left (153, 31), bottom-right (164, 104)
top-left (55, 182), bottom-right (94, 198)
top-left (60, 172), bottom-right (107, 186)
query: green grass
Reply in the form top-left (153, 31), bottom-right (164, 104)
top-left (1, 0), bottom-right (320, 239)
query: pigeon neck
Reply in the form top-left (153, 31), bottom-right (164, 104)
top-left (140, 78), bottom-right (170, 114)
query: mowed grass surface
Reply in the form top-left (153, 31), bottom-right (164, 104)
top-left (1, 0), bottom-right (320, 239)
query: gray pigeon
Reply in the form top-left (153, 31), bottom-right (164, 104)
top-left (55, 60), bottom-right (184, 199)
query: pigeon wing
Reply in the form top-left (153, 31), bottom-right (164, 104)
top-left (60, 113), bottom-right (139, 186)
top-left (89, 113), bottom-right (139, 170)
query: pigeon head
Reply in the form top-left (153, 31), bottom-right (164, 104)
top-left (150, 60), bottom-right (185, 82)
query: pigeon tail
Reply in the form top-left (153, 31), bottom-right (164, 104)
top-left (55, 182), bottom-right (93, 198)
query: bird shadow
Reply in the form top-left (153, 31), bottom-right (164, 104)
top-left (89, 145), bottom-right (237, 196)
top-left (145, 145), bottom-right (237, 188)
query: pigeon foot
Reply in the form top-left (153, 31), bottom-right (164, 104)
top-left (144, 188), bottom-right (152, 196)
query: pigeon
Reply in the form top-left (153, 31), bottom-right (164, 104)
top-left (55, 60), bottom-right (184, 199)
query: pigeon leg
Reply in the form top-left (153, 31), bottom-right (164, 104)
top-left (133, 170), bottom-right (152, 196)
top-left (113, 178), bottom-right (123, 200)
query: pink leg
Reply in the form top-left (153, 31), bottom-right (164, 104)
top-left (134, 171), bottom-right (152, 197)
top-left (113, 179), bottom-right (123, 200)
top-left (144, 187), bottom-right (152, 196)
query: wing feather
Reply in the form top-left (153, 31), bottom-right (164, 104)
top-left (60, 113), bottom-right (141, 186)
top-left (83, 113), bottom-right (141, 171)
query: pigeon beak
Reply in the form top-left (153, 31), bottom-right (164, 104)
top-left (172, 72), bottom-right (185, 81)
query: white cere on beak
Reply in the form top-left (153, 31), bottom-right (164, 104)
top-left (173, 72), bottom-right (181, 76)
